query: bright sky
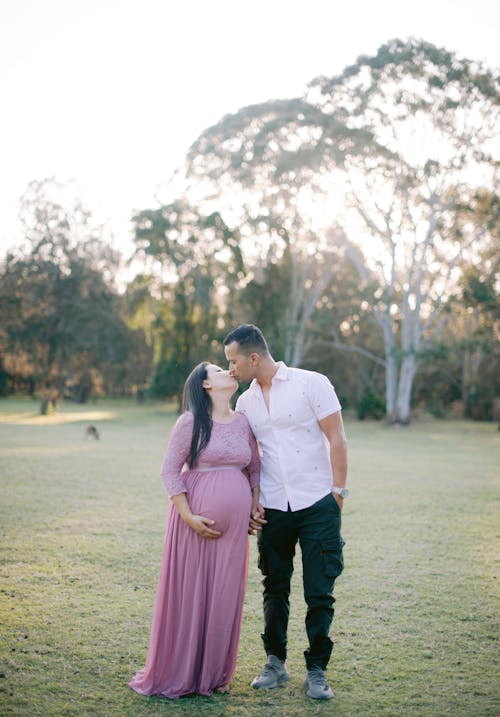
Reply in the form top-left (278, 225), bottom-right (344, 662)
top-left (1, 0), bottom-right (499, 259)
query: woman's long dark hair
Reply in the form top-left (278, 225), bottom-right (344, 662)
top-left (182, 362), bottom-right (213, 468)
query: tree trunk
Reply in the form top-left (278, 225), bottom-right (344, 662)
top-left (74, 372), bottom-right (92, 404)
top-left (40, 397), bottom-right (56, 415)
top-left (462, 347), bottom-right (471, 417)
top-left (385, 354), bottom-right (398, 422)
top-left (290, 324), bottom-right (307, 366)
top-left (378, 311), bottom-right (398, 423)
top-left (40, 384), bottom-right (58, 415)
top-left (395, 354), bottom-right (417, 424)
top-left (284, 329), bottom-right (294, 365)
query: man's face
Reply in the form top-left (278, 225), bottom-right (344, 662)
top-left (224, 341), bottom-right (257, 383)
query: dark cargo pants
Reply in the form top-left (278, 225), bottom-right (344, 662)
top-left (257, 492), bottom-right (345, 669)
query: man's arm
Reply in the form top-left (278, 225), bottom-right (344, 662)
top-left (319, 411), bottom-right (348, 509)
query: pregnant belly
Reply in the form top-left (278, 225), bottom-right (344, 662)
top-left (185, 468), bottom-right (252, 535)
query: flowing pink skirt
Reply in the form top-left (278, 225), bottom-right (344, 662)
top-left (129, 467), bottom-right (252, 698)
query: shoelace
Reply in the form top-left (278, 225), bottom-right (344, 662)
top-left (308, 668), bottom-right (328, 687)
top-left (261, 663), bottom-right (280, 677)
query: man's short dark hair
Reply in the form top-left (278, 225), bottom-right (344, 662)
top-left (223, 324), bottom-right (269, 356)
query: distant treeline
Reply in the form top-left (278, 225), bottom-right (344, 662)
top-left (1, 39), bottom-right (498, 422)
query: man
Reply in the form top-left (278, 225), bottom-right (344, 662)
top-left (223, 324), bottom-right (348, 701)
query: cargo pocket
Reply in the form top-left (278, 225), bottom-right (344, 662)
top-left (321, 538), bottom-right (345, 578)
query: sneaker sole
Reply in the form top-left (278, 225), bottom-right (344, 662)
top-left (304, 679), bottom-right (334, 699)
top-left (252, 674), bottom-right (290, 689)
top-left (305, 684), bottom-right (334, 700)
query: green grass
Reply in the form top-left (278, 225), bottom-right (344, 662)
top-left (0, 398), bottom-right (498, 717)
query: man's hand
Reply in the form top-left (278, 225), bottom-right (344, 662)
top-left (320, 411), bottom-right (348, 513)
top-left (248, 501), bottom-right (267, 535)
top-left (185, 514), bottom-right (222, 539)
top-left (333, 493), bottom-right (344, 510)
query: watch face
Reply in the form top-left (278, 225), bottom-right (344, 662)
top-left (340, 488), bottom-right (349, 498)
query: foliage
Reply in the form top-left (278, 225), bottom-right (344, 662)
top-left (0, 179), bottom-right (151, 409)
top-left (2, 43), bottom-right (498, 424)
top-left (356, 391), bottom-right (386, 420)
top-left (131, 201), bottom-right (245, 399)
top-left (414, 218), bottom-right (499, 420)
top-left (182, 38), bottom-right (499, 423)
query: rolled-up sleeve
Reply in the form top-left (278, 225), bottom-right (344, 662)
top-left (160, 412), bottom-right (193, 497)
top-left (308, 372), bottom-right (341, 420)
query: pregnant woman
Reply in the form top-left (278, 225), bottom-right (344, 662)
top-left (129, 361), bottom-right (260, 698)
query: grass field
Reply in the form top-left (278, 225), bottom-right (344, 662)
top-left (0, 398), bottom-right (498, 717)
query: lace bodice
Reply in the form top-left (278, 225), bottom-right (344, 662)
top-left (160, 411), bottom-right (260, 497)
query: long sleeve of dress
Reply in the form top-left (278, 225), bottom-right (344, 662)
top-left (160, 412), bottom-right (194, 497)
top-left (245, 421), bottom-right (261, 491)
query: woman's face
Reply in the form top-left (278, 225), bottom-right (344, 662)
top-left (204, 364), bottom-right (238, 392)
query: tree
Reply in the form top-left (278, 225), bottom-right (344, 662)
top-left (457, 192), bottom-right (500, 418)
top-left (184, 39), bottom-right (499, 423)
top-left (186, 96), bottom-right (369, 371)
top-left (223, 210), bottom-right (350, 367)
top-left (0, 179), bottom-right (148, 411)
top-left (132, 200), bottom-right (245, 402)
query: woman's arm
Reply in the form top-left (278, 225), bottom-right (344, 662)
top-left (160, 412), bottom-right (221, 538)
top-left (171, 492), bottom-right (221, 539)
top-left (160, 413), bottom-right (193, 496)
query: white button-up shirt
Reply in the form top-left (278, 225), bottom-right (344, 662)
top-left (235, 362), bottom-right (342, 511)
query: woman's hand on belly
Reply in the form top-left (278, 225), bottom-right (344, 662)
top-left (171, 492), bottom-right (222, 539)
top-left (185, 513), bottom-right (222, 539)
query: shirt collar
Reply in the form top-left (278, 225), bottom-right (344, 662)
top-left (273, 361), bottom-right (289, 381)
top-left (249, 361), bottom-right (289, 393)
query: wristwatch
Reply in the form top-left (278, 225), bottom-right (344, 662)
top-left (332, 486), bottom-right (349, 499)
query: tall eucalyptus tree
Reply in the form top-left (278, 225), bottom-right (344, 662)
top-left (184, 39), bottom-right (499, 422)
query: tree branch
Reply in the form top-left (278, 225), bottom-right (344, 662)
top-left (316, 336), bottom-right (387, 367)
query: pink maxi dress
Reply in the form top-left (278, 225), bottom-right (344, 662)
top-left (129, 411), bottom-right (260, 698)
